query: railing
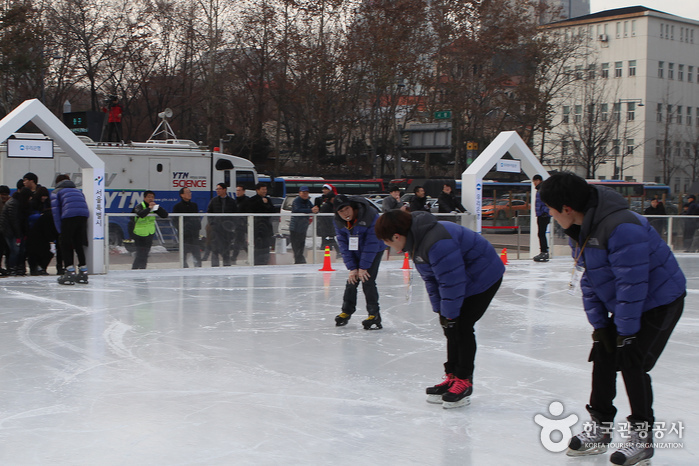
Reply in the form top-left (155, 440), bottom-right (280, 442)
top-left (105, 212), bottom-right (475, 271)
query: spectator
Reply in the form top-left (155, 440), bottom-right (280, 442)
top-left (22, 172), bottom-right (41, 195)
top-left (408, 186), bottom-right (430, 212)
top-left (131, 190), bottom-right (169, 269)
top-left (681, 194), bottom-right (698, 251)
top-left (375, 210), bottom-right (504, 408)
top-left (289, 186), bottom-right (318, 264)
top-left (173, 187), bottom-right (202, 268)
top-left (644, 198), bottom-right (666, 236)
top-left (51, 174), bottom-right (90, 284)
top-left (0, 185), bottom-right (10, 276)
top-left (539, 173), bottom-right (685, 464)
top-left (314, 184), bottom-right (339, 256)
top-left (206, 183), bottom-right (238, 267)
top-left (245, 182), bottom-right (277, 265)
top-left (0, 187), bottom-right (31, 275)
top-left (437, 183), bottom-right (466, 213)
top-left (27, 186), bottom-right (55, 276)
top-left (332, 195), bottom-right (386, 330)
top-left (382, 185), bottom-right (402, 212)
top-left (102, 95), bottom-right (123, 142)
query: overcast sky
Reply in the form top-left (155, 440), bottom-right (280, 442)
top-left (590, 1), bottom-right (699, 21)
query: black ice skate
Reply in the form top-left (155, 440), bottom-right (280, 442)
top-left (76, 269), bottom-right (89, 284)
top-left (610, 422), bottom-right (653, 466)
top-left (441, 376), bottom-right (472, 409)
top-left (335, 312), bottom-right (352, 326)
top-left (362, 314), bottom-right (382, 330)
top-left (426, 374), bottom-right (454, 404)
top-left (58, 269), bottom-right (76, 286)
top-left (532, 252), bottom-right (549, 262)
top-left (566, 415), bottom-right (612, 456)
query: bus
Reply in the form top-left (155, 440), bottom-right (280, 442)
top-left (258, 175), bottom-right (287, 198)
top-left (587, 180), bottom-right (673, 213)
top-left (282, 177), bottom-right (385, 195)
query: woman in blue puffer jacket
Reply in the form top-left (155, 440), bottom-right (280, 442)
top-left (375, 210), bottom-right (504, 409)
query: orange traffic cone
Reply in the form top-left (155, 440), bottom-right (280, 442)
top-left (319, 246), bottom-right (336, 271)
top-left (500, 248), bottom-right (508, 265)
top-left (401, 252), bottom-right (411, 269)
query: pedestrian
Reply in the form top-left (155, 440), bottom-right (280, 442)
top-left (102, 95), bottom-right (123, 142)
top-left (538, 172), bottom-right (686, 465)
top-left (382, 185), bottom-right (403, 212)
top-left (437, 183), bottom-right (466, 213)
top-left (681, 194), bottom-right (698, 251)
top-left (532, 174), bottom-right (550, 262)
top-left (231, 184), bottom-right (250, 263)
top-left (289, 186), bottom-right (318, 264)
top-left (408, 185), bottom-right (430, 212)
top-left (314, 184), bottom-right (339, 256)
top-left (51, 174), bottom-right (90, 284)
top-left (332, 195), bottom-right (386, 330)
top-left (22, 172), bottom-right (41, 195)
top-left (0, 187), bottom-right (31, 276)
top-left (245, 182), bottom-right (277, 265)
top-left (206, 183), bottom-right (238, 266)
top-left (173, 187), bottom-right (202, 267)
top-left (131, 190), bottom-right (169, 269)
top-left (644, 198), bottom-right (666, 236)
top-left (27, 186), bottom-right (55, 276)
top-left (0, 185), bottom-right (12, 276)
top-left (375, 210), bottom-right (504, 408)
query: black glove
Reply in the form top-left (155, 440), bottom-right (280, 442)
top-left (616, 335), bottom-right (643, 370)
top-left (592, 327), bottom-right (616, 354)
top-left (440, 315), bottom-right (457, 329)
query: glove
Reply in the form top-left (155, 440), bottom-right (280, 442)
top-left (592, 327), bottom-right (616, 354)
top-left (440, 315), bottom-right (457, 329)
top-left (616, 335), bottom-right (643, 370)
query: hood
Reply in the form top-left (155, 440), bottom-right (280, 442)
top-left (55, 179), bottom-right (77, 190)
top-left (404, 211), bottom-right (438, 254)
top-left (580, 185), bottom-right (629, 239)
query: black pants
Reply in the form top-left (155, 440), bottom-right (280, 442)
top-left (442, 278), bottom-right (502, 380)
top-left (341, 251), bottom-right (383, 316)
top-left (537, 216), bottom-right (550, 253)
top-left (290, 230), bottom-right (307, 264)
top-left (183, 239), bottom-right (202, 267)
top-left (60, 216), bottom-right (88, 269)
top-left (589, 293), bottom-right (685, 424)
top-left (132, 234), bottom-right (153, 269)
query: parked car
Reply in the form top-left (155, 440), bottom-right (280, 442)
top-left (481, 198), bottom-right (530, 220)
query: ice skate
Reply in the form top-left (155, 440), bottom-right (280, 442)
top-left (610, 423), bottom-right (653, 466)
top-left (441, 376), bottom-right (472, 409)
top-left (566, 415), bottom-right (612, 456)
top-left (76, 268), bottom-right (89, 284)
top-left (362, 314), bottom-right (382, 330)
top-left (426, 374), bottom-right (454, 404)
top-left (58, 269), bottom-right (76, 285)
top-left (532, 252), bottom-right (549, 262)
top-left (335, 312), bottom-right (352, 326)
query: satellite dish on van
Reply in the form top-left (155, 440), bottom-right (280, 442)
top-left (157, 108), bottom-right (173, 119)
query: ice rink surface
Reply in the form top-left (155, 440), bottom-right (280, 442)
top-left (0, 256), bottom-right (697, 465)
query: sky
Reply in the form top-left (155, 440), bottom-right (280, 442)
top-left (590, 1), bottom-right (699, 21)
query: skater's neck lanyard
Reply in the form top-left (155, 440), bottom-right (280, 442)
top-left (346, 218), bottom-right (358, 230)
top-left (574, 235), bottom-right (590, 265)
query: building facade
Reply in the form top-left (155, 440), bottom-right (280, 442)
top-left (542, 7), bottom-right (699, 191)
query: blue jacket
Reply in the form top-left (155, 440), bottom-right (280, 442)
top-left (333, 196), bottom-right (386, 270)
top-left (51, 180), bottom-right (89, 234)
top-left (290, 195), bottom-right (314, 233)
top-left (569, 186), bottom-right (686, 336)
top-left (535, 189), bottom-right (549, 217)
top-left (406, 212), bottom-right (505, 319)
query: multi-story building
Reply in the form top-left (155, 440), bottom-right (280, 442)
top-left (542, 6), bottom-right (699, 192)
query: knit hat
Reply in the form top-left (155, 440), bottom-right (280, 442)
top-left (333, 194), bottom-right (352, 212)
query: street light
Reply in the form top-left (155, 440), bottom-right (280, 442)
top-left (614, 98), bottom-right (644, 179)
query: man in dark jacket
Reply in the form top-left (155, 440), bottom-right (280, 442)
top-left (437, 183), bottom-right (466, 214)
top-left (231, 185), bottom-right (250, 263)
top-left (206, 183), bottom-right (238, 266)
top-left (382, 185), bottom-right (402, 212)
top-left (0, 185), bottom-right (9, 276)
top-left (0, 187), bottom-right (31, 275)
top-left (51, 174), bottom-right (90, 284)
top-left (539, 173), bottom-right (686, 465)
top-left (245, 182), bottom-right (277, 265)
top-left (532, 174), bottom-right (550, 262)
top-left (408, 186), bottom-right (430, 212)
top-left (375, 210), bottom-right (504, 408)
top-left (289, 186), bottom-right (318, 264)
top-left (173, 187), bottom-right (202, 267)
top-left (314, 184), bottom-right (339, 256)
top-left (333, 195), bottom-right (386, 329)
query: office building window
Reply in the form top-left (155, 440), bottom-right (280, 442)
top-left (613, 139), bottom-right (621, 156)
top-left (613, 103), bottom-right (621, 121)
top-left (671, 25), bottom-right (675, 40)
top-left (588, 64), bottom-right (596, 80)
top-left (562, 140), bottom-right (569, 157)
top-left (574, 105), bottom-right (582, 123)
top-left (616, 22), bottom-right (621, 39)
top-left (660, 23), bottom-right (664, 38)
top-left (688, 107), bottom-right (693, 126)
top-left (602, 63), bottom-right (610, 79)
top-left (627, 102), bottom-right (636, 121)
top-left (628, 60), bottom-right (636, 77)
top-left (575, 64), bottom-right (584, 80)
top-left (656, 140), bottom-right (663, 157)
top-left (632, 20), bottom-right (636, 37)
top-left (677, 106), bottom-right (683, 124)
top-left (601, 103), bottom-right (609, 121)
top-left (667, 105), bottom-right (673, 123)
top-left (679, 64), bottom-right (684, 81)
top-left (668, 63), bottom-right (674, 79)
top-left (689, 66), bottom-right (694, 83)
top-left (562, 106), bottom-right (570, 124)
top-left (658, 61), bottom-right (664, 78)
top-left (615, 62), bottom-right (623, 78)
top-left (657, 103), bottom-right (663, 122)
top-left (624, 21), bottom-right (629, 37)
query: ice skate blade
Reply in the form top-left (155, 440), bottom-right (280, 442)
top-left (426, 394), bottom-right (443, 404)
top-left (363, 324), bottom-right (382, 330)
top-left (565, 445), bottom-right (608, 457)
top-left (442, 397), bottom-right (470, 409)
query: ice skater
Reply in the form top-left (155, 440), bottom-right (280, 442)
top-left (332, 194), bottom-right (386, 330)
top-left (539, 173), bottom-right (686, 465)
top-left (374, 210), bottom-right (504, 408)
